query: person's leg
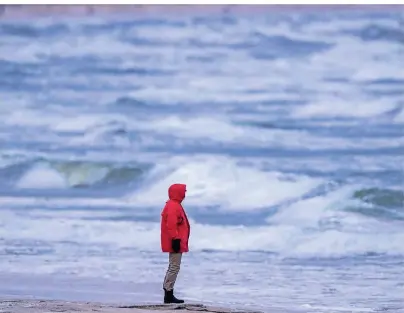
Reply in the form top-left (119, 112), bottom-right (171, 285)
top-left (163, 252), bottom-right (184, 303)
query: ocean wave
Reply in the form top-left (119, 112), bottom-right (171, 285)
top-left (0, 159), bottom-right (148, 189)
top-left (0, 8), bottom-right (402, 266)
top-left (1, 186), bottom-right (403, 258)
top-left (353, 23), bottom-right (404, 44)
top-left (0, 155), bottom-right (401, 219)
top-left (347, 188), bottom-right (404, 221)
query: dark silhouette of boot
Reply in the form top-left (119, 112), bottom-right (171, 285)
top-left (164, 288), bottom-right (184, 304)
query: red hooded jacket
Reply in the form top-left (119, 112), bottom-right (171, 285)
top-left (160, 183), bottom-right (190, 253)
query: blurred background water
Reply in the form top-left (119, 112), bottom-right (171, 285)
top-left (0, 5), bottom-right (403, 313)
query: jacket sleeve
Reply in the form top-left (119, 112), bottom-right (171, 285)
top-left (166, 202), bottom-right (179, 239)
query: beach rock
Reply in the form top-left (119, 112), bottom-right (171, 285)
top-left (0, 299), bottom-right (262, 313)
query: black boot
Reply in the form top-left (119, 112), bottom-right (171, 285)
top-left (164, 288), bottom-right (184, 304)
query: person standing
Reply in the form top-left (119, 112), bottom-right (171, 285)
top-left (160, 183), bottom-right (190, 304)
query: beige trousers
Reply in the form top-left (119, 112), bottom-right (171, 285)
top-left (163, 252), bottom-right (182, 291)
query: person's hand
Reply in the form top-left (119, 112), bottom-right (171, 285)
top-left (172, 239), bottom-right (181, 253)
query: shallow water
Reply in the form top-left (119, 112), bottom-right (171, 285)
top-left (0, 7), bottom-right (403, 313)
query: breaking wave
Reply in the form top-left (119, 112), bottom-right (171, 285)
top-left (0, 159), bottom-right (148, 189)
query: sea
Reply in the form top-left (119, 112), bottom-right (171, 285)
top-left (0, 6), bottom-right (403, 313)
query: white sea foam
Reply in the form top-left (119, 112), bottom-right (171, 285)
top-left (1, 184), bottom-right (403, 259)
top-left (291, 97), bottom-right (399, 119)
top-left (126, 156), bottom-right (322, 212)
top-left (16, 163), bottom-right (67, 189)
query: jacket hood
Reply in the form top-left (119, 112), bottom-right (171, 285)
top-left (168, 183), bottom-right (186, 203)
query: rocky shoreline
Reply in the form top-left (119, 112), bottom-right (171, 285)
top-left (0, 5), bottom-right (400, 20)
top-left (0, 299), bottom-right (263, 313)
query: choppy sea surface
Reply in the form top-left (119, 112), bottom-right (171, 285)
top-left (0, 7), bottom-right (404, 313)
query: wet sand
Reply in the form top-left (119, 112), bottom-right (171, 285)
top-left (0, 299), bottom-right (263, 313)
